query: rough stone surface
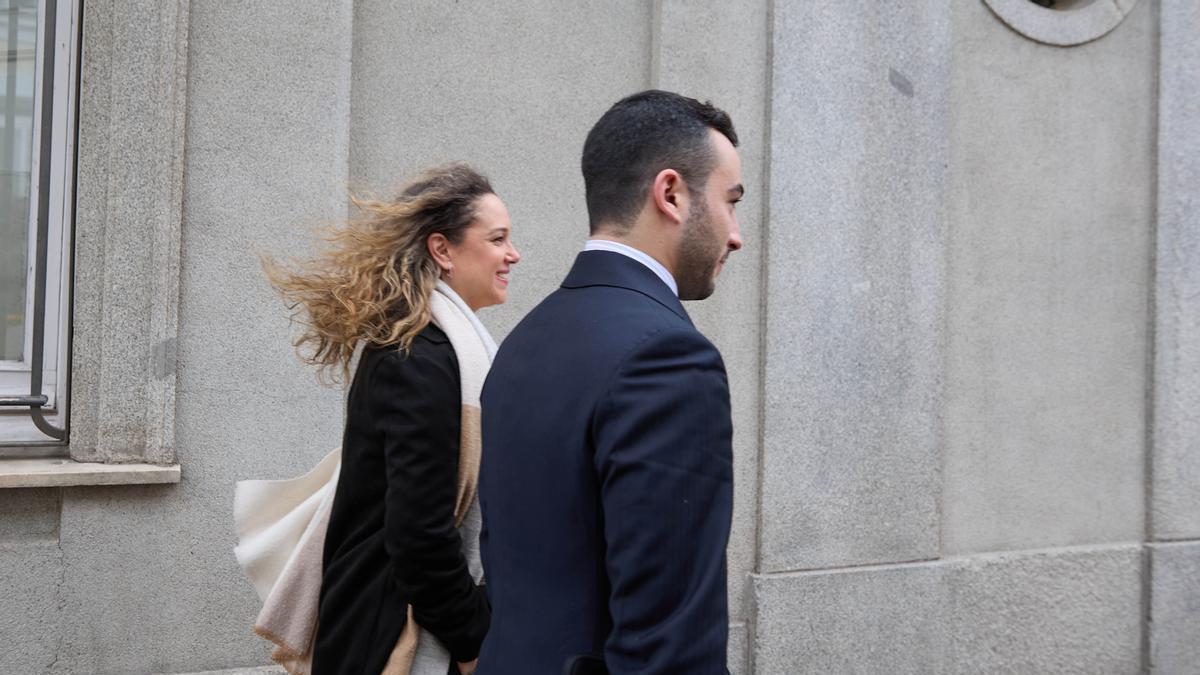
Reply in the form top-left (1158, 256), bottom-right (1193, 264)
top-left (654, 0), bottom-right (769, 625)
top-left (727, 622), bottom-right (749, 675)
top-left (0, 488), bottom-right (59, 540)
top-left (942, 0), bottom-right (1154, 556)
top-left (52, 387), bottom-right (344, 673)
top-left (70, 0), bottom-right (189, 464)
top-left (1149, 541), bottom-right (1200, 673)
top-left (44, 1), bottom-right (355, 672)
top-left (753, 545), bottom-right (1142, 674)
top-left (55, 482), bottom-right (259, 673)
top-left (348, 0), bottom-right (652, 341)
top-left (754, 561), bottom-right (945, 674)
top-left (760, 2), bottom-right (949, 571)
top-left (0, 542), bottom-right (62, 674)
top-left (178, 0), bottom-right (353, 398)
top-left (1153, 0), bottom-right (1200, 541)
top-left (943, 547), bottom-right (1143, 673)
top-left (983, 0), bottom-right (1140, 46)
top-left (0, 491), bottom-right (61, 672)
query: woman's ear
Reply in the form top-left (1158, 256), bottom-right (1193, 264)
top-left (427, 233), bottom-right (453, 274)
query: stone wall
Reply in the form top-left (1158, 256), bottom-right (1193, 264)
top-left (1, 1), bottom-right (1196, 673)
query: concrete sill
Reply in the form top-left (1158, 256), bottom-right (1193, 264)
top-left (0, 457), bottom-right (181, 488)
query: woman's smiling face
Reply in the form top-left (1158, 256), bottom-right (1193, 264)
top-left (442, 193), bottom-right (520, 311)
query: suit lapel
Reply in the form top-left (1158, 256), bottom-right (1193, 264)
top-left (561, 250), bottom-right (692, 324)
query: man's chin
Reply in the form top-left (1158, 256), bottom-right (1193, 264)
top-left (680, 281), bottom-right (717, 302)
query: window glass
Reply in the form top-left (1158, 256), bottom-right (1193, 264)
top-left (0, 0), bottom-right (38, 362)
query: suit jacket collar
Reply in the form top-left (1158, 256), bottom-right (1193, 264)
top-left (562, 250), bottom-right (692, 324)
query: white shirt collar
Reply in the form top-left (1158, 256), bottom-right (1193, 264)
top-left (583, 239), bottom-right (678, 297)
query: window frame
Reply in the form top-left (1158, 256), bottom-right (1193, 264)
top-left (0, 0), bottom-right (79, 449)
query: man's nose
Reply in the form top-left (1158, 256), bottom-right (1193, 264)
top-left (728, 225), bottom-right (743, 251)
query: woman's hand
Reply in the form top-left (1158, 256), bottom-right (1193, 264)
top-left (457, 659), bottom-right (478, 674)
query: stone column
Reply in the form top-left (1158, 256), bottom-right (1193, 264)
top-left (70, 0), bottom-right (190, 464)
top-left (1150, 0), bottom-right (1200, 670)
top-left (754, 3), bottom-right (949, 671)
top-left (651, 2), bottom-right (770, 672)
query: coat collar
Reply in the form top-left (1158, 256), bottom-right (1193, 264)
top-left (561, 250), bottom-right (691, 324)
top-left (417, 321), bottom-right (450, 344)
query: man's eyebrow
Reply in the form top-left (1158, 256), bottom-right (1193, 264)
top-left (728, 184), bottom-right (745, 199)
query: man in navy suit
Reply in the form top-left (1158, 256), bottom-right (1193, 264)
top-left (478, 90), bottom-right (743, 675)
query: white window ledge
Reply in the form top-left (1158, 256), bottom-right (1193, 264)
top-left (0, 457), bottom-right (180, 488)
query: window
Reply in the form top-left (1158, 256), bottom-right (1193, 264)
top-left (0, 0), bottom-right (78, 447)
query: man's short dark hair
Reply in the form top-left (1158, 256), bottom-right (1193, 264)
top-left (581, 90), bottom-right (738, 234)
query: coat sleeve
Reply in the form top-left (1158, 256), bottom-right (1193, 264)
top-left (373, 345), bottom-right (490, 663)
top-left (592, 327), bottom-right (734, 674)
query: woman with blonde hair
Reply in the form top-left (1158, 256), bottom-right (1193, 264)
top-left (264, 164), bottom-right (518, 675)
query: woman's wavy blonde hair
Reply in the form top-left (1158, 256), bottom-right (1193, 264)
top-left (264, 163), bottom-right (494, 382)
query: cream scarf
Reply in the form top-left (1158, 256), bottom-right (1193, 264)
top-left (233, 281), bottom-right (496, 674)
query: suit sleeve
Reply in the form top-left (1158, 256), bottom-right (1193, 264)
top-left (592, 328), bottom-right (734, 674)
top-left (373, 346), bottom-right (490, 662)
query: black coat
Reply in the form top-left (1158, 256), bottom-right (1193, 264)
top-left (478, 251), bottom-right (734, 674)
top-left (313, 323), bottom-right (490, 674)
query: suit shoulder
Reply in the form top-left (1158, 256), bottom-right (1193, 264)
top-left (622, 323), bottom-right (723, 368)
top-left (564, 285), bottom-right (692, 333)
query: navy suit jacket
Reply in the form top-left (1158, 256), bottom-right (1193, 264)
top-left (478, 250), bottom-right (734, 675)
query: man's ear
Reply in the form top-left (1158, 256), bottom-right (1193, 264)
top-left (651, 169), bottom-right (688, 226)
top-left (426, 233), bottom-right (453, 273)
